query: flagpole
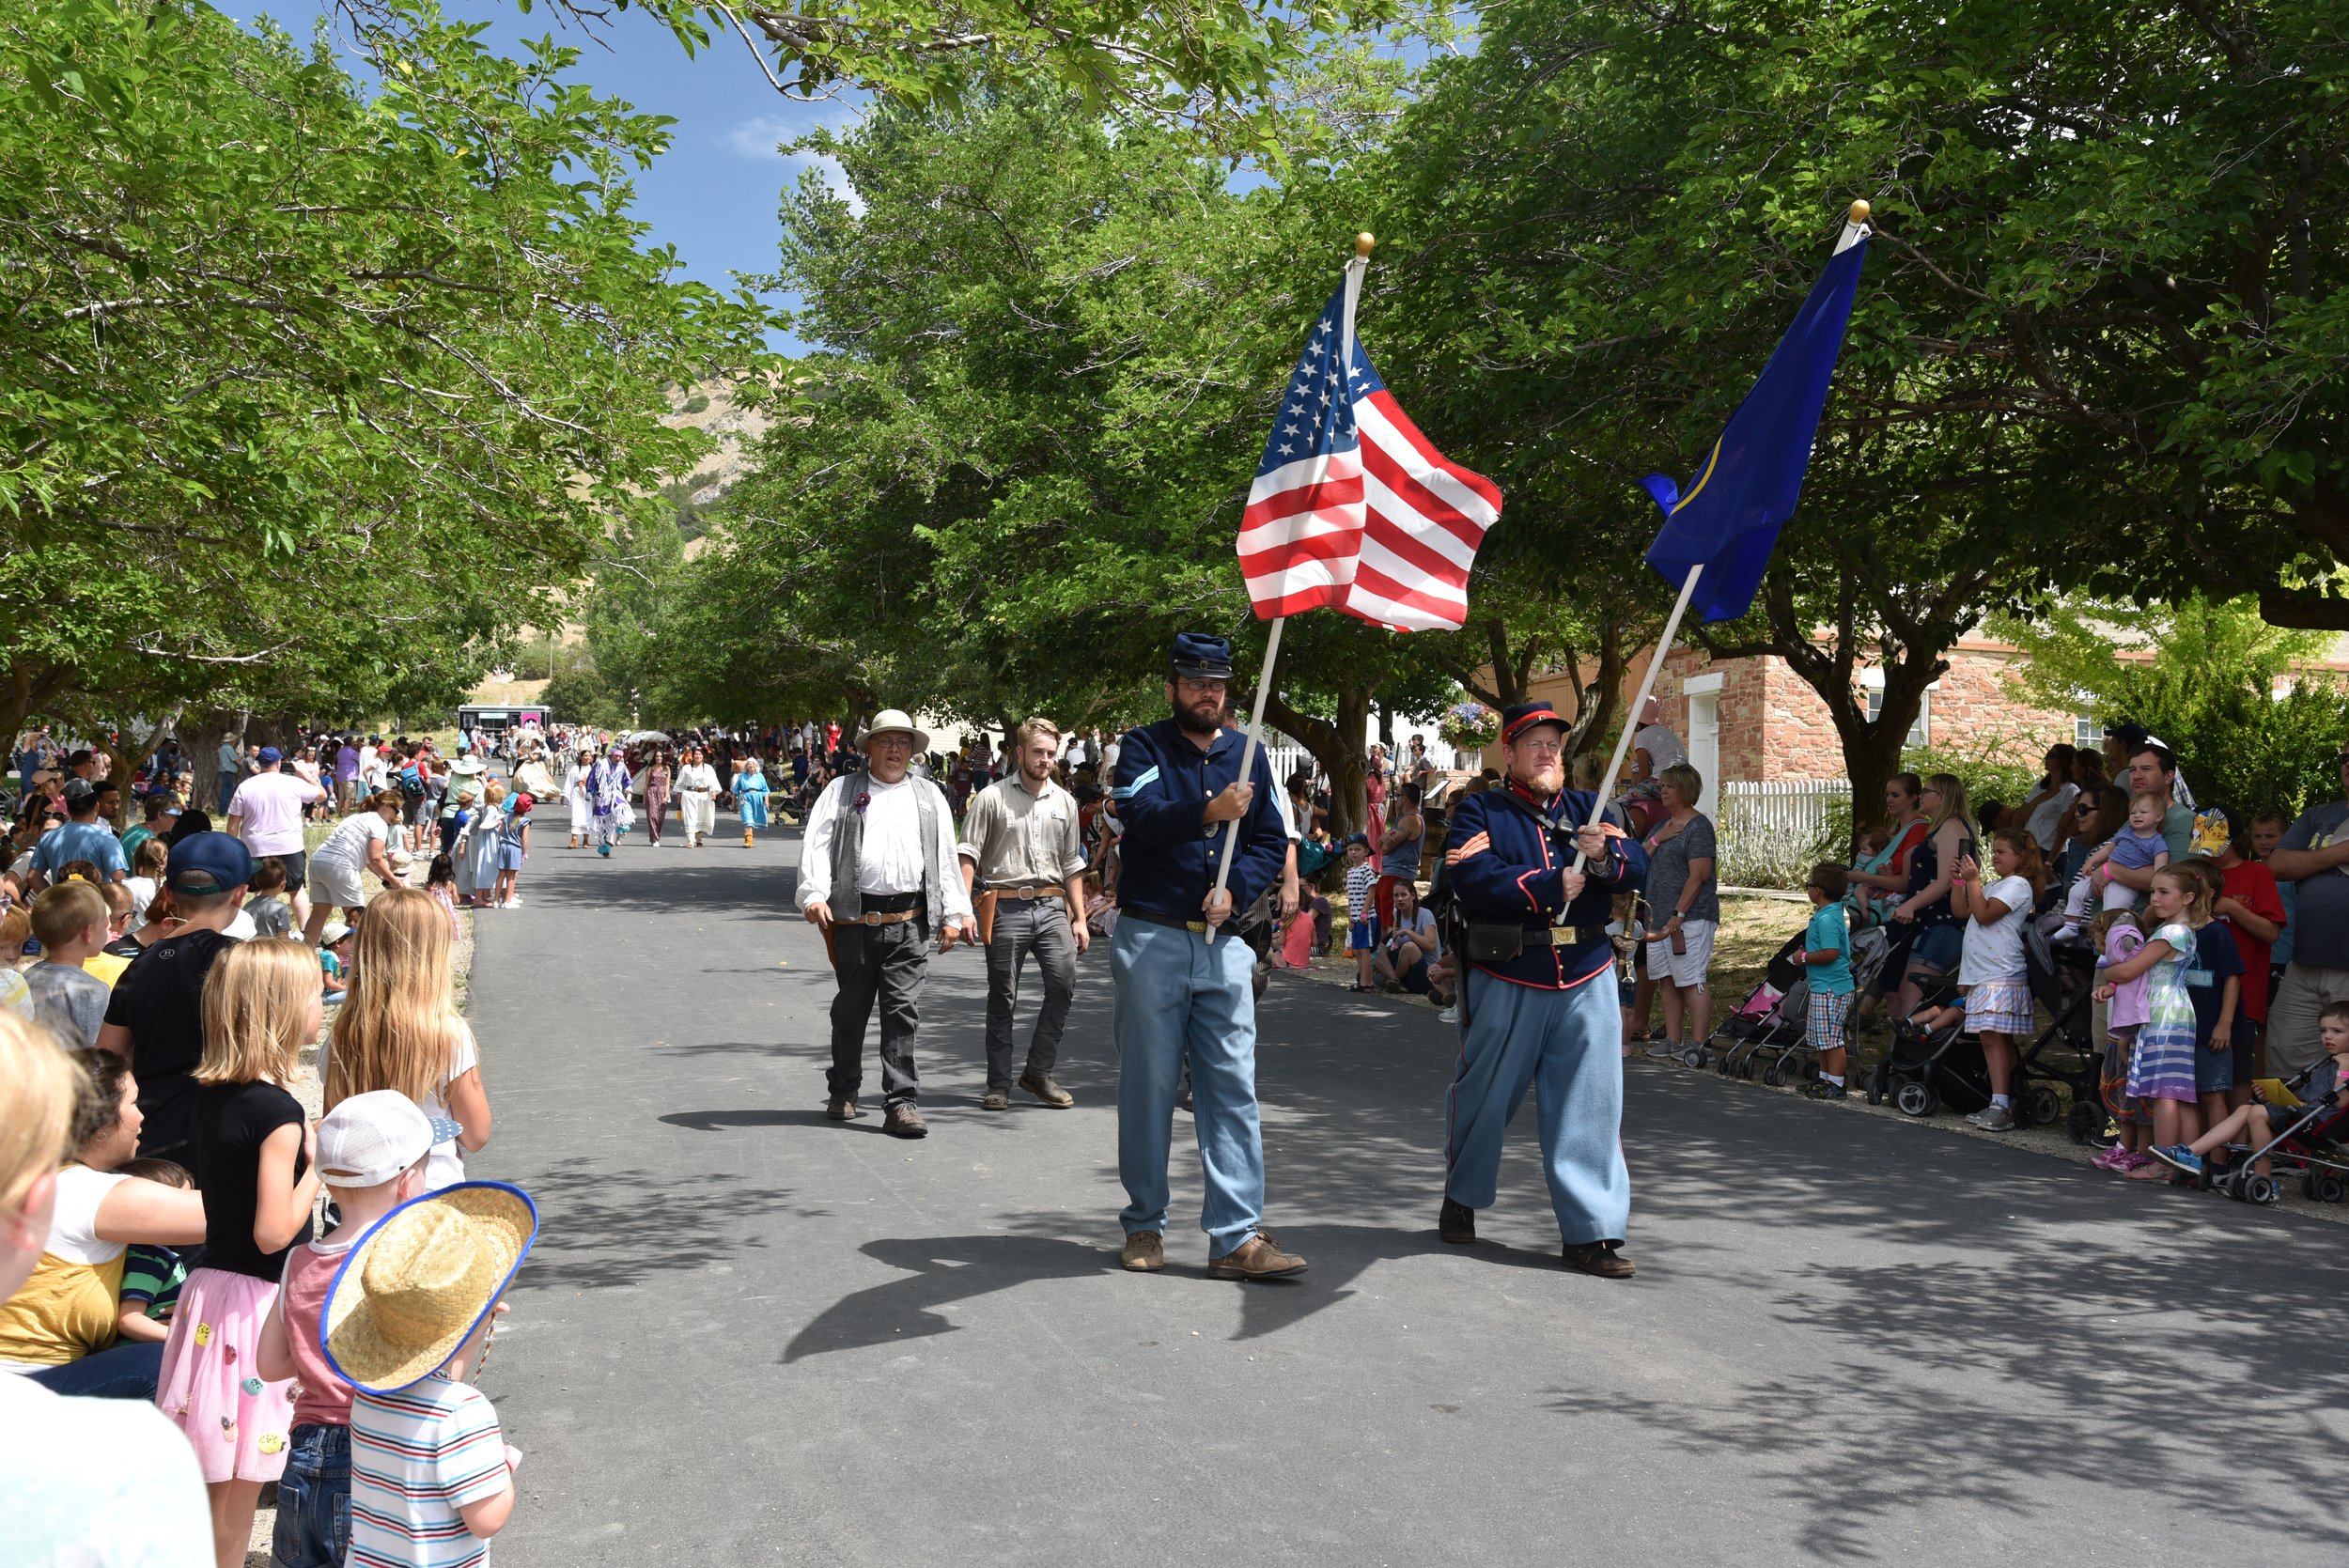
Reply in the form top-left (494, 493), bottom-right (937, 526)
top-left (1573, 562), bottom-right (1703, 872)
top-left (1208, 231), bottom-right (1375, 942)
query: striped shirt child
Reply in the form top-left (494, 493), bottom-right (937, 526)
top-left (349, 1374), bottom-right (510, 1568)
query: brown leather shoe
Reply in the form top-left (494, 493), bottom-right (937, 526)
top-left (882, 1104), bottom-right (928, 1140)
top-left (980, 1090), bottom-right (1011, 1111)
top-left (825, 1094), bottom-right (859, 1122)
top-left (1206, 1232), bottom-right (1308, 1281)
top-left (1120, 1232), bottom-right (1164, 1272)
top-left (1562, 1240), bottom-right (1636, 1280)
top-left (1019, 1072), bottom-right (1075, 1109)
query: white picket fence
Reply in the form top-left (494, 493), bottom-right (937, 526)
top-left (1714, 780), bottom-right (1851, 889)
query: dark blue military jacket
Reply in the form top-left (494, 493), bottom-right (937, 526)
top-left (1112, 720), bottom-right (1287, 924)
top-left (1444, 782), bottom-right (1647, 989)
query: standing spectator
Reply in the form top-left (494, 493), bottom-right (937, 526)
top-left (212, 737), bottom-right (243, 815)
top-left (225, 747), bottom-right (324, 932)
top-left (1641, 763), bottom-right (1719, 1055)
top-left (1797, 864), bottom-right (1855, 1096)
top-left (1886, 773), bottom-right (1975, 1021)
top-left (1374, 781), bottom-right (1424, 928)
top-left (2019, 742), bottom-right (2080, 853)
top-left (2265, 747), bottom-right (2349, 1076)
top-left (2201, 807), bottom-right (2285, 1089)
top-left (333, 736), bottom-right (362, 811)
top-left (1343, 834), bottom-right (1378, 990)
top-left (117, 793), bottom-right (178, 867)
top-left (1949, 831), bottom-right (2044, 1130)
top-left (94, 833), bottom-right (253, 1165)
top-left (29, 779), bottom-right (128, 891)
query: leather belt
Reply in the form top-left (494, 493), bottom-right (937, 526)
top-left (1123, 906), bottom-right (1209, 935)
top-left (1525, 924), bottom-right (1610, 946)
top-left (847, 908), bottom-right (921, 926)
top-left (996, 886), bottom-right (1066, 900)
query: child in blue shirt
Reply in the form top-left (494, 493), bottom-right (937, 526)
top-left (1797, 863), bottom-right (1857, 1097)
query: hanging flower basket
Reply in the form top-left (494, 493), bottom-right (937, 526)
top-left (1438, 701), bottom-right (1501, 752)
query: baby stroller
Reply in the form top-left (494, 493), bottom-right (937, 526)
top-left (1705, 932), bottom-right (1808, 1079)
top-left (1862, 968), bottom-right (1988, 1118)
top-left (1709, 924), bottom-right (1891, 1086)
top-left (2005, 922), bottom-right (2105, 1134)
top-left (2203, 1063), bottom-right (2349, 1205)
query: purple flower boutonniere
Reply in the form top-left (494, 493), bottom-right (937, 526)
top-left (853, 792), bottom-right (871, 815)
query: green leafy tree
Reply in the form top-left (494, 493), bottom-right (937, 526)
top-left (0, 1), bottom-right (771, 756)
top-left (1994, 596), bottom-right (2349, 821)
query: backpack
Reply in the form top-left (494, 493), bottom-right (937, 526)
top-left (397, 764), bottom-right (426, 800)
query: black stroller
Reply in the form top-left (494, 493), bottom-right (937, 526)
top-left (1707, 932), bottom-right (1809, 1080)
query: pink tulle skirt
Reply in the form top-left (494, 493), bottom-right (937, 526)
top-left (154, 1266), bottom-right (296, 1483)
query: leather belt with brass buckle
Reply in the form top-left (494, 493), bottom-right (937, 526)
top-left (1000, 886), bottom-right (1066, 900)
top-left (851, 908), bottom-right (921, 926)
top-left (1525, 924), bottom-right (1609, 946)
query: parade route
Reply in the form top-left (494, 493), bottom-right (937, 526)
top-left (469, 827), bottom-right (2348, 1567)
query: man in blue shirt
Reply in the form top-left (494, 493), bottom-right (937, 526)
top-left (29, 778), bottom-right (129, 889)
top-left (1109, 632), bottom-right (1302, 1280)
top-left (1438, 701), bottom-right (1648, 1278)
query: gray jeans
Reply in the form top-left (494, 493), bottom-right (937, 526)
top-left (985, 898), bottom-right (1077, 1091)
top-left (2268, 961), bottom-right (2349, 1078)
top-left (829, 918), bottom-right (930, 1107)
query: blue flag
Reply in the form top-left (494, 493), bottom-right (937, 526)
top-left (1641, 234), bottom-right (1869, 623)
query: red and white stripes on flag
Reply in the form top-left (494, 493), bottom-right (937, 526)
top-left (1237, 279), bottom-right (1501, 631)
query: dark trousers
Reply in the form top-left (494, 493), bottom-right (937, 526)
top-left (985, 898), bottom-right (1077, 1091)
top-left (829, 918), bottom-right (930, 1107)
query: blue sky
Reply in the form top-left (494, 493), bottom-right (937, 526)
top-left (228, 3), bottom-right (863, 349)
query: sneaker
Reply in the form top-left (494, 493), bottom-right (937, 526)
top-left (2089, 1145), bottom-right (2129, 1171)
top-left (2151, 1144), bottom-right (2203, 1176)
top-left (1436, 1005), bottom-right (1460, 1024)
top-left (1967, 1105), bottom-right (2017, 1131)
top-left (1809, 1081), bottom-right (1848, 1101)
top-left (2118, 1149), bottom-right (2159, 1172)
top-left (1643, 1040), bottom-right (1682, 1061)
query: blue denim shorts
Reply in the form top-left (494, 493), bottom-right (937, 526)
top-left (2194, 1032), bottom-right (2236, 1094)
top-left (272, 1423), bottom-right (350, 1568)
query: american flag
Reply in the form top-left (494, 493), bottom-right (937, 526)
top-left (1237, 284), bottom-right (1501, 631)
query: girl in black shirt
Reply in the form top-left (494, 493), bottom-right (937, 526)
top-left (153, 938), bottom-right (321, 1561)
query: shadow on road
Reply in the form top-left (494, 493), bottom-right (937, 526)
top-left (783, 1234), bottom-right (1121, 1362)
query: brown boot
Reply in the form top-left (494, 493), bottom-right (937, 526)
top-left (980, 1090), bottom-right (1011, 1111)
top-left (882, 1103), bottom-right (929, 1140)
top-left (1206, 1232), bottom-right (1308, 1281)
top-left (744, 830), bottom-right (754, 846)
top-left (1562, 1240), bottom-right (1636, 1280)
top-left (825, 1094), bottom-right (859, 1122)
top-left (1018, 1072), bottom-right (1074, 1109)
top-left (1119, 1232), bottom-right (1164, 1272)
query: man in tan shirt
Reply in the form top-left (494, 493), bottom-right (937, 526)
top-left (958, 718), bottom-right (1091, 1111)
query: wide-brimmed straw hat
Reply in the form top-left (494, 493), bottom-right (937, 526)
top-left (858, 709), bottom-right (929, 753)
top-left (321, 1180), bottom-right (538, 1393)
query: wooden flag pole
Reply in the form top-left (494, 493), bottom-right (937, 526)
top-left (1572, 561), bottom-right (1703, 874)
top-left (1208, 231), bottom-right (1375, 942)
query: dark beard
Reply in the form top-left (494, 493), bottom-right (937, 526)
top-left (1173, 699), bottom-right (1222, 737)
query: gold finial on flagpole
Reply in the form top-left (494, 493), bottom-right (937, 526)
top-left (1848, 200), bottom-right (1872, 225)
top-left (1356, 231), bottom-right (1377, 256)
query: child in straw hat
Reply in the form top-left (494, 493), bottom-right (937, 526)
top-left (254, 1091), bottom-right (435, 1568)
top-left (326, 1178), bottom-right (538, 1567)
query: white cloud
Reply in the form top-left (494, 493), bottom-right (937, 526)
top-left (722, 107), bottom-right (865, 213)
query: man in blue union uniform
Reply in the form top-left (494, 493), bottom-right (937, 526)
top-left (1439, 700), bottom-right (1649, 1278)
top-left (1108, 632), bottom-right (1306, 1280)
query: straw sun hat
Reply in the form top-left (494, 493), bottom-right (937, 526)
top-left (322, 1181), bottom-right (538, 1394)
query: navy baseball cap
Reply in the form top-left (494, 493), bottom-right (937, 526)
top-left (257, 745), bottom-right (284, 765)
top-left (166, 831), bottom-right (255, 894)
top-left (1170, 631), bottom-right (1236, 680)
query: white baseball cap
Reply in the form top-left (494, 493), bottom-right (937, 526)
top-left (317, 1092), bottom-right (433, 1188)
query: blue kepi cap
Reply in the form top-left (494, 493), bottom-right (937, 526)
top-left (1170, 631), bottom-right (1236, 681)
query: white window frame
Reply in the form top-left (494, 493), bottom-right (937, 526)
top-left (1859, 668), bottom-right (1937, 750)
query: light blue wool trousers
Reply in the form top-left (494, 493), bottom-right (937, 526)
top-left (1112, 917), bottom-right (1266, 1257)
top-left (1445, 969), bottom-right (1631, 1246)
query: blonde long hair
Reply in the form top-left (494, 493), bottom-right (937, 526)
top-left (1925, 772), bottom-right (1971, 836)
top-left (325, 888), bottom-right (458, 1109)
top-left (195, 938), bottom-right (318, 1086)
top-left (0, 1015), bottom-right (80, 1218)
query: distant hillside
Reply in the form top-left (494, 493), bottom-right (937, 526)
top-left (662, 381), bottom-right (770, 547)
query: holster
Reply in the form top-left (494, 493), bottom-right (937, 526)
top-left (976, 889), bottom-right (1000, 946)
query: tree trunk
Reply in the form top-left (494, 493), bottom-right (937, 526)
top-left (1566, 619), bottom-right (1628, 764)
top-left (0, 659), bottom-right (78, 755)
top-left (94, 704), bottom-right (187, 829)
top-left (186, 707), bottom-right (250, 816)
top-left (1261, 682), bottom-right (1377, 836)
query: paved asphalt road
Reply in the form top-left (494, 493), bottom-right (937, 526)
top-left (466, 824), bottom-right (2346, 1566)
